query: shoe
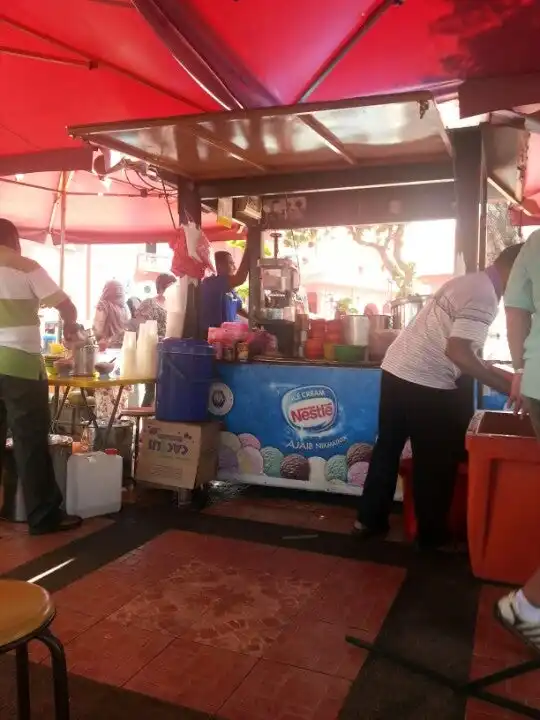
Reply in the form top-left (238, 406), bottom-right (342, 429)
top-left (351, 520), bottom-right (389, 539)
top-left (495, 591), bottom-right (540, 653)
top-left (29, 513), bottom-right (83, 536)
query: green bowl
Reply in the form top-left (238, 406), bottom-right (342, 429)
top-left (334, 345), bottom-right (366, 363)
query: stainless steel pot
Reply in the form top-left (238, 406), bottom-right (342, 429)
top-left (343, 315), bottom-right (370, 346)
top-left (367, 314), bottom-right (391, 332)
top-left (72, 343), bottom-right (97, 376)
top-left (83, 420), bottom-right (133, 478)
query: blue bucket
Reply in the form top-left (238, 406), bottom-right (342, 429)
top-left (155, 339), bottom-right (215, 423)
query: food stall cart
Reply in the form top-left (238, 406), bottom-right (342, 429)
top-left (68, 91), bottom-right (525, 496)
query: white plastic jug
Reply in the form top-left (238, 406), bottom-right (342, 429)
top-left (66, 451), bottom-right (122, 518)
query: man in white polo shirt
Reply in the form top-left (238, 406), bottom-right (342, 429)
top-left (354, 244), bottom-right (523, 549)
top-left (0, 219), bottom-right (82, 534)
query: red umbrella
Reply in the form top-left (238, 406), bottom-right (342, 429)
top-left (0, 169), bottom-right (244, 246)
top-left (0, 1), bottom-right (216, 172)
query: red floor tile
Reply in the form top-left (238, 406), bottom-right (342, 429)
top-left (109, 561), bottom-right (225, 636)
top-left (470, 586), bottom-right (540, 711)
top-left (263, 548), bottom-right (336, 583)
top-left (126, 639), bottom-right (256, 713)
top-left (0, 518), bottom-right (112, 573)
top-left (221, 659), bottom-right (350, 720)
top-left (205, 498), bottom-right (356, 535)
top-left (61, 619), bottom-right (173, 686)
top-left (466, 698), bottom-right (530, 719)
top-left (187, 535), bottom-right (278, 573)
top-left (303, 559), bottom-right (405, 639)
top-left (184, 570), bottom-right (317, 656)
top-left (105, 545), bottom-right (188, 585)
top-left (137, 530), bottom-right (212, 560)
top-left (264, 618), bottom-right (367, 679)
top-left (54, 565), bottom-right (148, 619)
top-left (28, 608), bottom-right (99, 663)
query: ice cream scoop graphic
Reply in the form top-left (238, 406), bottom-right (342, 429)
top-left (325, 454), bottom-right (347, 483)
top-left (220, 431), bottom-right (241, 453)
top-left (219, 445), bottom-right (238, 472)
top-left (238, 433), bottom-right (261, 450)
top-left (346, 443), bottom-right (373, 468)
top-left (308, 456), bottom-right (326, 486)
top-left (280, 454), bottom-right (310, 481)
top-left (261, 446), bottom-right (283, 477)
top-left (237, 446), bottom-right (264, 475)
top-left (347, 461), bottom-right (369, 489)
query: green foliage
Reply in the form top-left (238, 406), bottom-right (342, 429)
top-left (336, 297), bottom-right (358, 315)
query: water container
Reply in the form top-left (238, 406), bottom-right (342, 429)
top-left (156, 338), bottom-right (214, 422)
top-left (66, 450), bottom-right (122, 518)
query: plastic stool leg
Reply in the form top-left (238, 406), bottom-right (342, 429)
top-left (38, 628), bottom-right (70, 720)
top-left (15, 644), bottom-right (30, 720)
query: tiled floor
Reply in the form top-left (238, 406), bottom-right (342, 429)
top-left (1, 494), bottom-right (537, 720)
top-left (203, 494), bottom-right (406, 542)
top-left (0, 517), bottom-right (112, 574)
top-left (465, 585), bottom-right (540, 719)
top-left (40, 529), bottom-right (405, 718)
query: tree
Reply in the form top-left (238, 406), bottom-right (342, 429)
top-left (282, 228), bottom-right (318, 249)
top-left (348, 224), bottom-right (415, 297)
top-left (227, 239), bottom-right (272, 257)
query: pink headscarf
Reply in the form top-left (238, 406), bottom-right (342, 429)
top-left (96, 280), bottom-right (129, 342)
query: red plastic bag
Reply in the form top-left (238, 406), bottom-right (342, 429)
top-left (170, 223), bottom-right (215, 280)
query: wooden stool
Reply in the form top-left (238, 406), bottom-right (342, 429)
top-left (0, 580), bottom-right (69, 719)
top-left (120, 407), bottom-right (155, 477)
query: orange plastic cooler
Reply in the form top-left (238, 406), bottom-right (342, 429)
top-left (400, 458), bottom-right (468, 542)
top-left (466, 411), bottom-right (540, 585)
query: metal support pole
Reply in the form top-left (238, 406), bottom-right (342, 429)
top-left (247, 225), bottom-right (262, 328)
top-left (177, 177), bottom-right (202, 339)
top-left (452, 127), bottom-right (486, 275)
top-left (59, 171), bottom-right (68, 291)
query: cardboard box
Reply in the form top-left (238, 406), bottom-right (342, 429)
top-left (137, 419), bottom-right (220, 490)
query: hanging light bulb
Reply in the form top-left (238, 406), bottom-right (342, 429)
top-left (101, 176), bottom-right (112, 191)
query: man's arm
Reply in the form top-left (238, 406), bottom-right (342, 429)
top-left (29, 264), bottom-right (79, 338)
top-left (56, 297), bottom-right (78, 337)
top-left (229, 240), bottom-right (252, 289)
top-left (446, 337), bottom-right (511, 394)
top-left (445, 289), bottom-right (512, 394)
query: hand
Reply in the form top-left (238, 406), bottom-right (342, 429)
top-left (98, 339), bottom-right (108, 352)
top-left (63, 322), bottom-right (81, 343)
top-left (508, 373), bottom-right (525, 414)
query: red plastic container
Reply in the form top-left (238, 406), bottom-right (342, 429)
top-left (401, 457), bottom-right (468, 542)
top-left (466, 410), bottom-right (540, 584)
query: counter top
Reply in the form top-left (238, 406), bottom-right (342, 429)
top-left (218, 357), bottom-right (381, 369)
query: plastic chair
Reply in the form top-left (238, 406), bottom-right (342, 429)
top-left (0, 580), bottom-right (70, 719)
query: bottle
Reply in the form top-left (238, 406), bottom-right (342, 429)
top-left (80, 425), bottom-right (92, 453)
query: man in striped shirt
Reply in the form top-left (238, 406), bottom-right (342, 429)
top-left (354, 244), bottom-right (523, 549)
top-left (0, 219), bottom-right (81, 534)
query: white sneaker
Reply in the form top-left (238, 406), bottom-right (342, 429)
top-left (496, 591), bottom-right (540, 653)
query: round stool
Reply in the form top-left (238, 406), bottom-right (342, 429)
top-left (0, 580), bottom-right (70, 719)
top-left (120, 407), bottom-right (155, 478)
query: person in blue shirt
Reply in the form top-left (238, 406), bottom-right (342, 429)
top-left (200, 245), bottom-right (251, 338)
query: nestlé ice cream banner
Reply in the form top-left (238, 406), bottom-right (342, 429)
top-left (209, 364), bottom-right (404, 496)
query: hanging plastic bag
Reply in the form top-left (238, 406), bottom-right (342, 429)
top-left (170, 222), bottom-right (214, 280)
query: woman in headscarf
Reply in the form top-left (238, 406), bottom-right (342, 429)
top-left (93, 280), bottom-right (130, 349)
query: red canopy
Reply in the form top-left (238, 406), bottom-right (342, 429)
top-left (0, 2), bottom-right (217, 168)
top-left (0, 171), bottom-right (244, 245)
top-left (2, 0), bottom-right (540, 163)
top-left (2, 0), bottom-right (540, 219)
